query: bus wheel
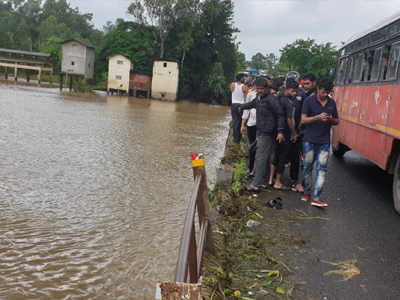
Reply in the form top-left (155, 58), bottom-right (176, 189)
top-left (332, 143), bottom-right (348, 158)
top-left (393, 155), bottom-right (400, 214)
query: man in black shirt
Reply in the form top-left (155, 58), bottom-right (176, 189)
top-left (301, 78), bottom-right (339, 207)
top-left (288, 73), bottom-right (317, 192)
top-left (270, 78), bottom-right (299, 190)
top-left (239, 78), bottom-right (285, 191)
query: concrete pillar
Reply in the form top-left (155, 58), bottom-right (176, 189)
top-left (69, 74), bottom-right (73, 92)
top-left (59, 73), bottom-right (64, 91)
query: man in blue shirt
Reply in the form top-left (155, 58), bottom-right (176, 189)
top-left (301, 78), bottom-right (339, 207)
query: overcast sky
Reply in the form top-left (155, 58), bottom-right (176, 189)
top-left (69, 0), bottom-right (400, 59)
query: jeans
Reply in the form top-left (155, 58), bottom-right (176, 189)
top-left (251, 135), bottom-right (274, 186)
top-left (231, 104), bottom-right (242, 143)
top-left (247, 125), bottom-right (257, 172)
top-left (302, 141), bottom-right (330, 200)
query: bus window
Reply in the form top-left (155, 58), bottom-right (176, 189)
top-left (336, 58), bottom-right (346, 85)
top-left (361, 53), bottom-right (368, 81)
top-left (370, 47), bottom-right (383, 81)
top-left (382, 46), bottom-right (391, 80)
top-left (386, 43), bottom-right (400, 80)
top-left (352, 53), bottom-right (363, 82)
top-left (344, 57), bottom-right (354, 84)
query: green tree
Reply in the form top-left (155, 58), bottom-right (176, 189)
top-left (265, 52), bottom-right (279, 76)
top-left (207, 62), bottom-right (226, 103)
top-left (279, 39), bottom-right (339, 77)
top-left (236, 50), bottom-right (247, 72)
top-left (127, 0), bottom-right (177, 59)
top-left (249, 52), bottom-right (267, 70)
top-left (95, 20), bottom-right (156, 81)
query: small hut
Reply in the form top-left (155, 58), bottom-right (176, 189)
top-left (151, 60), bottom-right (179, 101)
top-left (61, 39), bottom-right (95, 79)
top-left (107, 54), bottom-right (132, 95)
top-left (129, 72), bottom-right (152, 98)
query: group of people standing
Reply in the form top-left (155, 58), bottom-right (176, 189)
top-left (230, 72), bottom-right (339, 208)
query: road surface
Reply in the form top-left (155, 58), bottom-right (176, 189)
top-left (283, 150), bottom-right (400, 300)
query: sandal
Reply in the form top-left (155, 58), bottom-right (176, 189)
top-left (273, 184), bottom-right (290, 191)
top-left (247, 185), bottom-right (260, 192)
top-left (291, 184), bottom-right (304, 193)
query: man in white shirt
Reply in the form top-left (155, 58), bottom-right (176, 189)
top-left (241, 82), bottom-right (257, 175)
top-left (231, 74), bottom-right (248, 143)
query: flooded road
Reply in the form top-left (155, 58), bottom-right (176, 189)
top-left (0, 85), bottom-right (230, 299)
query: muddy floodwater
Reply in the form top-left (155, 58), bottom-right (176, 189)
top-left (0, 85), bottom-right (230, 299)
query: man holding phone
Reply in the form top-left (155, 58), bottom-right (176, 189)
top-left (300, 78), bottom-right (339, 207)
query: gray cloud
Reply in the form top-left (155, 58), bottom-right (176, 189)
top-left (69, 0), bottom-right (400, 59)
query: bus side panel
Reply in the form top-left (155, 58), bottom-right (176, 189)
top-left (387, 85), bottom-right (400, 137)
top-left (332, 86), bottom-right (346, 149)
top-left (341, 86), bottom-right (357, 148)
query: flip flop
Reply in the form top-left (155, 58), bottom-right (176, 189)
top-left (247, 185), bottom-right (260, 192)
top-left (291, 184), bottom-right (304, 193)
top-left (273, 185), bottom-right (290, 191)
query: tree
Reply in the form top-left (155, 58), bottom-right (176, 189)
top-left (264, 53), bottom-right (279, 77)
top-left (95, 20), bottom-right (156, 81)
top-left (127, 0), bottom-right (177, 59)
top-left (249, 52), bottom-right (267, 70)
top-left (207, 62), bottom-right (226, 103)
top-left (279, 39), bottom-right (339, 77)
top-left (236, 50), bottom-right (247, 72)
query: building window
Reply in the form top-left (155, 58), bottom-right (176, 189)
top-left (71, 61), bottom-right (75, 66)
top-left (117, 60), bottom-right (124, 65)
top-left (163, 62), bottom-right (167, 67)
top-left (116, 75), bottom-right (122, 80)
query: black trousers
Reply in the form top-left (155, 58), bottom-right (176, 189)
top-left (247, 125), bottom-right (257, 172)
top-left (231, 104), bottom-right (242, 143)
top-left (251, 135), bottom-right (274, 187)
top-left (272, 141), bottom-right (291, 174)
top-left (289, 139), bottom-right (302, 182)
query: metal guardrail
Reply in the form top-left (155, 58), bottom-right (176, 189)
top-left (156, 154), bottom-right (212, 300)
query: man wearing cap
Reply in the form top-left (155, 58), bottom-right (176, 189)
top-left (239, 78), bottom-right (285, 191)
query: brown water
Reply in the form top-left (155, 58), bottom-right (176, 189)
top-left (0, 85), bottom-right (229, 299)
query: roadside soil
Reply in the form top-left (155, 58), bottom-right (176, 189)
top-left (202, 131), bottom-right (340, 300)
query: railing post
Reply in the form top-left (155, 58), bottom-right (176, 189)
top-left (191, 153), bottom-right (210, 226)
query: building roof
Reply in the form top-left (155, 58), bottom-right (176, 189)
top-left (343, 12), bottom-right (400, 48)
top-left (0, 48), bottom-right (50, 58)
top-left (62, 39), bottom-right (95, 49)
top-left (109, 54), bottom-right (131, 61)
top-left (154, 58), bottom-right (179, 64)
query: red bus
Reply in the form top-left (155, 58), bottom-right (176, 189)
top-left (333, 13), bottom-right (400, 213)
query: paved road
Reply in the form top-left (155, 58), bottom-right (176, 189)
top-left (284, 150), bottom-right (400, 300)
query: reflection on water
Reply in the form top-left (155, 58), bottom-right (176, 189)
top-left (0, 85), bottom-right (229, 299)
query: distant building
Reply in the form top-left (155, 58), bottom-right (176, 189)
top-left (151, 60), bottom-right (179, 101)
top-left (129, 72), bottom-right (152, 98)
top-left (61, 40), bottom-right (95, 79)
top-left (107, 54), bottom-right (132, 95)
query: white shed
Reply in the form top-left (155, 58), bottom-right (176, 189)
top-left (107, 54), bottom-right (132, 95)
top-left (151, 60), bottom-right (179, 101)
top-left (61, 40), bottom-right (95, 79)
